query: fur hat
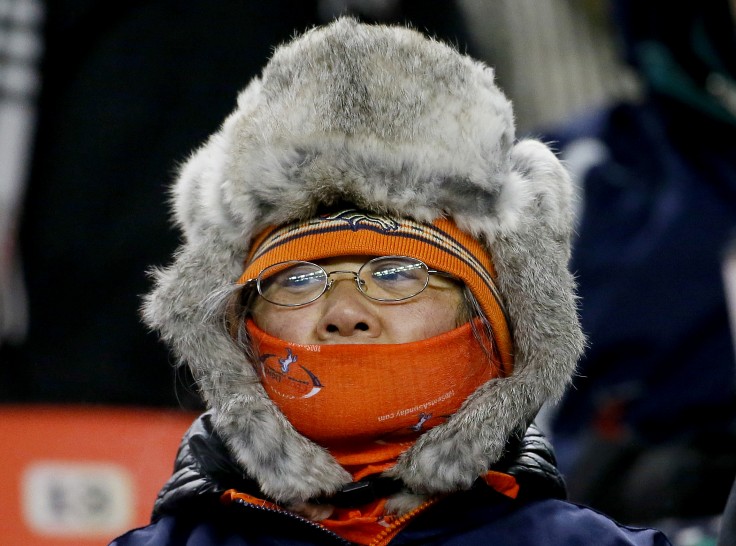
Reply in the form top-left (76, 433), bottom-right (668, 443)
top-left (143, 17), bottom-right (584, 506)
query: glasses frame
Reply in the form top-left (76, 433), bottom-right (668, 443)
top-left (245, 255), bottom-right (457, 308)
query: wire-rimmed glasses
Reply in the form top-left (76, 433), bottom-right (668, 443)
top-left (246, 255), bottom-right (455, 307)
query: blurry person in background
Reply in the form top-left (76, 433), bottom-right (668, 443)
top-left (546, 0), bottom-right (736, 532)
top-left (110, 18), bottom-right (669, 546)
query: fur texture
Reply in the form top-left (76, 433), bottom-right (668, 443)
top-left (143, 18), bottom-right (585, 507)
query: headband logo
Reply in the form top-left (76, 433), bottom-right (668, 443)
top-left (321, 210), bottom-right (400, 232)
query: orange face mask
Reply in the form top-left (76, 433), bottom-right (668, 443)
top-left (246, 319), bottom-right (503, 473)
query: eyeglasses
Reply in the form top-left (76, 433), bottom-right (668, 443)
top-left (245, 255), bottom-right (456, 307)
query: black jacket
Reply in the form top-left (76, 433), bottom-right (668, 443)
top-left (152, 411), bottom-right (566, 521)
top-left (110, 412), bottom-right (671, 545)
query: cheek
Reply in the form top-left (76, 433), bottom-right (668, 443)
top-left (250, 303), bottom-right (318, 344)
top-left (386, 291), bottom-right (464, 342)
top-left (415, 307), bottom-right (460, 338)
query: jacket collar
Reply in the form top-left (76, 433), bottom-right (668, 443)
top-left (152, 411), bottom-right (566, 521)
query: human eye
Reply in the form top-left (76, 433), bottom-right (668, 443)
top-left (361, 258), bottom-right (428, 301)
top-left (258, 262), bottom-right (326, 305)
top-left (276, 264), bottom-right (326, 292)
top-left (371, 260), bottom-right (424, 283)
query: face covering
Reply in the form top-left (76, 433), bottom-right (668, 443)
top-left (246, 319), bottom-right (503, 473)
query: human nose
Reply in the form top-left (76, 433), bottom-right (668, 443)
top-left (316, 277), bottom-right (381, 341)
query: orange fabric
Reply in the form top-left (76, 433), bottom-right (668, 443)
top-left (239, 211), bottom-right (513, 373)
top-left (220, 489), bottom-right (281, 511)
top-left (319, 496), bottom-right (442, 546)
top-left (247, 318), bottom-right (502, 468)
top-left (481, 470), bottom-right (520, 500)
top-left (221, 471), bottom-right (518, 545)
top-left (221, 489), bottom-right (432, 546)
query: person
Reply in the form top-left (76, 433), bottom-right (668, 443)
top-left (110, 18), bottom-right (671, 545)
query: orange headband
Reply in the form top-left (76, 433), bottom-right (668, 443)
top-left (238, 210), bottom-right (513, 372)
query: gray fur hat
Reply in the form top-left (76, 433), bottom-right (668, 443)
top-left (143, 17), bottom-right (584, 508)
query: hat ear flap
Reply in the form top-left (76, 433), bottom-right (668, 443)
top-left (494, 139), bottom-right (583, 406)
top-left (387, 138), bottom-right (584, 496)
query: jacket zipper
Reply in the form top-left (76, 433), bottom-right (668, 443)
top-left (231, 497), bottom-right (354, 545)
top-left (368, 498), bottom-right (440, 546)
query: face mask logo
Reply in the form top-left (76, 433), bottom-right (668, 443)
top-left (258, 348), bottom-right (323, 399)
top-left (372, 412), bottom-right (447, 447)
top-left (409, 412), bottom-right (432, 432)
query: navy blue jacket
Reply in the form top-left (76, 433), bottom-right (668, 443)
top-left (110, 413), bottom-right (671, 545)
top-left (112, 490), bottom-right (670, 545)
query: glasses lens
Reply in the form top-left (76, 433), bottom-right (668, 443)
top-left (359, 256), bottom-right (429, 301)
top-left (258, 261), bottom-right (327, 306)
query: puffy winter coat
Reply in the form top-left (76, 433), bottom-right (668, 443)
top-left (110, 412), bottom-right (671, 546)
